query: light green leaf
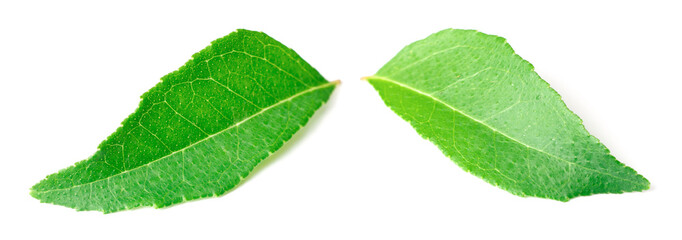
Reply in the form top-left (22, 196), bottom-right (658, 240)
top-left (31, 29), bottom-right (338, 213)
top-left (365, 29), bottom-right (648, 201)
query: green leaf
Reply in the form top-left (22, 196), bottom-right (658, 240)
top-left (364, 29), bottom-right (648, 201)
top-left (31, 29), bottom-right (338, 213)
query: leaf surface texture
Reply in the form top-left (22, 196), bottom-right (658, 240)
top-left (365, 29), bottom-right (648, 201)
top-left (31, 29), bottom-right (337, 212)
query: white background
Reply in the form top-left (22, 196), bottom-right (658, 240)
top-left (1, 0), bottom-right (680, 239)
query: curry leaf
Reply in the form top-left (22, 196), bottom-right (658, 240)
top-left (364, 29), bottom-right (648, 201)
top-left (31, 29), bottom-right (338, 213)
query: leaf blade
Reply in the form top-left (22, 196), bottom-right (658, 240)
top-left (366, 29), bottom-right (648, 201)
top-left (31, 29), bottom-right (337, 212)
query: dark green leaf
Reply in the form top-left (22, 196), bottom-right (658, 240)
top-left (31, 29), bottom-right (338, 213)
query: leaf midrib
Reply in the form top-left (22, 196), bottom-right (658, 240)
top-left (367, 75), bottom-right (645, 186)
top-left (33, 81), bottom-right (338, 194)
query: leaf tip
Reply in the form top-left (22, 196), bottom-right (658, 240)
top-left (638, 175), bottom-right (651, 191)
top-left (29, 189), bottom-right (39, 200)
